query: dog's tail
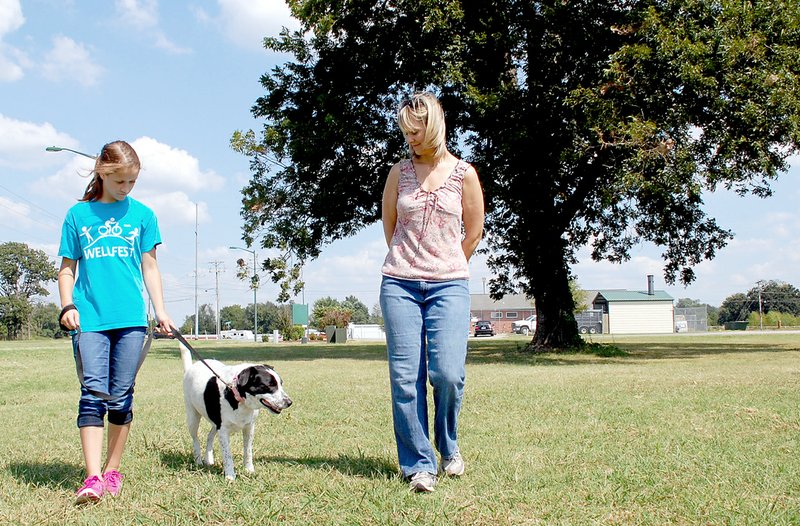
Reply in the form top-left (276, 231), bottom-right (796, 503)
top-left (179, 342), bottom-right (193, 372)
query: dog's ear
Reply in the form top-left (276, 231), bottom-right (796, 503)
top-left (261, 364), bottom-right (274, 370)
top-left (237, 366), bottom-right (258, 388)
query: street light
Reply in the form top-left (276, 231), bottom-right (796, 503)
top-left (45, 146), bottom-right (97, 159)
top-left (230, 246), bottom-right (258, 342)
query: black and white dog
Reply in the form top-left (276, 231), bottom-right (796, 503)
top-left (180, 343), bottom-right (292, 480)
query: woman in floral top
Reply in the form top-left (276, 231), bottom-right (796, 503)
top-left (380, 92), bottom-right (485, 492)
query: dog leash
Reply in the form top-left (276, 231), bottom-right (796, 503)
top-left (69, 327), bottom-right (153, 401)
top-left (171, 328), bottom-right (244, 402)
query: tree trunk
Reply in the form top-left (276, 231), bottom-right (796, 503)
top-left (528, 235), bottom-right (583, 351)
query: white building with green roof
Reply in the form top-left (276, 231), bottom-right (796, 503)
top-left (591, 289), bottom-right (675, 334)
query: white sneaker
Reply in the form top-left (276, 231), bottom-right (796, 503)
top-left (408, 471), bottom-right (436, 492)
top-left (441, 452), bottom-right (465, 476)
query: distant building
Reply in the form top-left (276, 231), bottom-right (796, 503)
top-left (348, 324), bottom-right (385, 340)
top-left (469, 275), bottom-right (676, 335)
top-left (588, 289), bottom-right (675, 334)
top-left (469, 293), bottom-right (534, 334)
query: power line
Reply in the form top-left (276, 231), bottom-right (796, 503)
top-left (0, 198), bottom-right (60, 232)
top-left (0, 183), bottom-right (63, 221)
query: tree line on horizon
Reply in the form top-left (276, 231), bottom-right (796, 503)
top-left (178, 295), bottom-right (383, 338)
top-left (1, 247), bottom-right (798, 341)
top-left (676, 280), bottom-right (800, 326)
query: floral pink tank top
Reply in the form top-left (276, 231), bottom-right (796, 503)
top-left (381, 158), bottom-right (470, 281)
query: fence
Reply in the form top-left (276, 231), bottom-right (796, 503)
top-left (674, 306), bottom-right (708, 332)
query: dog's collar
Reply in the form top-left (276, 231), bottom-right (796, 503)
top-left (227, 375), bottom-right (245, 403)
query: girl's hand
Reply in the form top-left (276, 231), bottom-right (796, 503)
top-left (154, 314), bottom-right (177, 336)
top-left (60, 305), bottom-right (80, 331)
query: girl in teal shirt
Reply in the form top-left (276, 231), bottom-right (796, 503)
top-left (58, 140), bottom-right (176, 504)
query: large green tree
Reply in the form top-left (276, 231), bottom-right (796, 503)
top-left (0, 242), bottom-right (58, 339)
top-left (31, 302), bottom-right (64, 338)
top-left (233, 0), bottom-right (800, 349)
top-left (256, 302), bottom-right (293, 334)
top-left (181, 303), bottom-right (217, 335)
top-left (755, 281), bottom-right (800, 316)
top-left (310, 296), bottom-right (353, 329)
top-left (220, 304), bottom-right (248, 330)
top-left (718, 280), bottom-right (800, 323)
top-left (718, 292), bottom-right (750, 323)
top-left (341, 295), bottom-right (370, 324)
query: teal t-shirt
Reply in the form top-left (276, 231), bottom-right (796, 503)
top-left (58, 197), bottom-right (161, 331)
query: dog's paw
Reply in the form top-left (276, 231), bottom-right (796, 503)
top-left (205, 454), bottom-right (215, 465)
top-left (244, 464), bottom-right (255, 473)
top-left (224, 474), bottom-right (236, 482)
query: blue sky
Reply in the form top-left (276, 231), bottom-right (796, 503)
top-left (1, 0), bottom-right (798, 325)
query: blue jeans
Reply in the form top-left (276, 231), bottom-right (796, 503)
top-left (379, 276), bottom-right (470, 477)
top-left (71, 327), bottom-right (147, 428)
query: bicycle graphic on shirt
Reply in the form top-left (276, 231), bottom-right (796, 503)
top-left (80, 218), bottom-right (139, 248)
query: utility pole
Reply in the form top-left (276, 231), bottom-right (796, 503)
top-left (194, 203), bottom-right (199, 337)
top-left (757, 280), bottom-right (765, 330)
top-left (210, 261), bottom-right (224, 338)
top-left (230, 246), bottom-right (258, 342)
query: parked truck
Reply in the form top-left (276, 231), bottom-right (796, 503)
top-left (511, 315), bottom-right (537, 336)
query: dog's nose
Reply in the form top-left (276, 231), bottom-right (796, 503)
top-left (285, 397), bottom-right (293, 408)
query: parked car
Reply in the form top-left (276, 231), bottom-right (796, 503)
top-left (473, 320), bottom-right (495, 337)
top-left (512, 315), bottom-right (537, 335)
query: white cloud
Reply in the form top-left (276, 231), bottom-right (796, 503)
top-left (0, 195), bottom-right (32, 226)
top-left (761, 211), bottom-right (796, 238)
top-left (207, 0), bottom-right (301, 51)
top-left (31, 154), bottom-right (97, 203)
top-left (0, 0), bottom-right (23, 36)
top-left (137, 191), bottom-right (210, 229)
top-left (0, 49), bottom-right (23, 81)
top-left (573, 249), bottom-right (663, 293)
top-left (131, 137), bottom-right (225, 193)
top-left (301, 229), bottom-right (386, 305)
top-left (0, 114), bottom-right (82, 170)
top-left (115, 0), bottom-right (158, 30)
top-left (154, 33), bottom-right (191, 54)
top-left (0, 0), bottom-right (25, 81)
top-left (728, 234), bottom-right (800, 285)
top-left (114, 0), bottom-right (191, 54)
top-left (41, 36), bottom-right (103, 86)
top-left (30, 136), bottom-right (224, 207)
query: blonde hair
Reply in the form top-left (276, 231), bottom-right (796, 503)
top-left (80, 141), bottom-right (141, 201)
top-left (397, 92), bottom-right (447, 160)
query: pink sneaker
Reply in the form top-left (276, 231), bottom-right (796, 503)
top-left (103, 470), bottom-right (124, 497)
top-left (75, 475), bottom-right (104, 504)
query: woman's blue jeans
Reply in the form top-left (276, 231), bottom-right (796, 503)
top-left (71, 327), bottom-right (147, 428)
top-left (379, 276), bottom-right (470, 477)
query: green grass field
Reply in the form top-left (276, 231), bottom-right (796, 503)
top-left (0, 333), bottom-right (798, 525)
